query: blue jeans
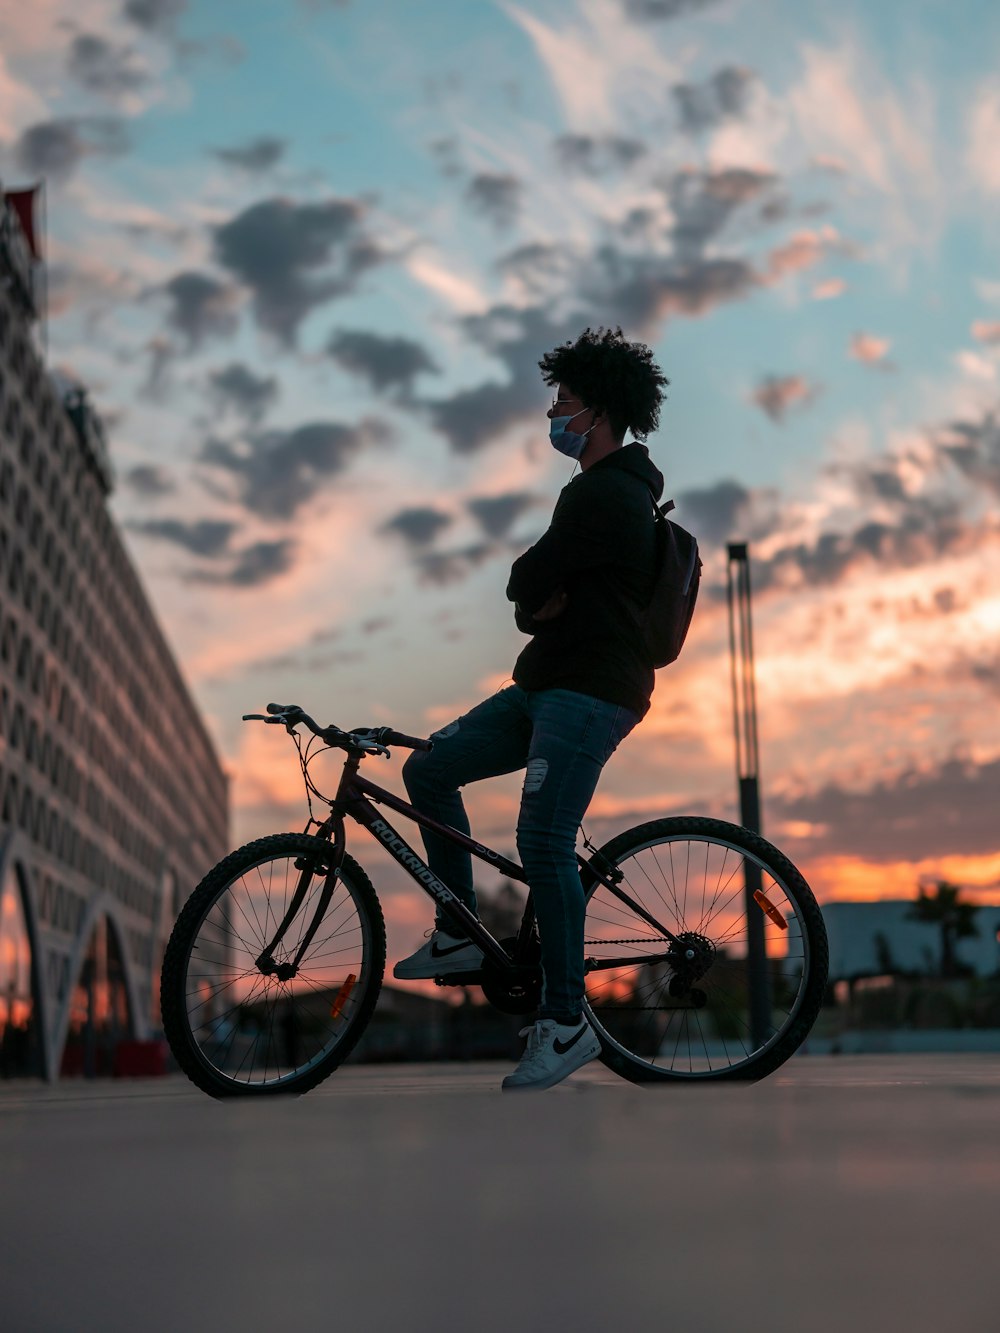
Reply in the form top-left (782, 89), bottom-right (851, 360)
top-left (401, 685), bottom-right (640, 1023)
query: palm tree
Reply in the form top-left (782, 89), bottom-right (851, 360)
top-left (906, 881), bottom-right (979, 979)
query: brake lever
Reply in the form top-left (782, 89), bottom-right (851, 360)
top-left (343, 727), bottom-right (388, 758)
top-left (356, 738), bottom-right (390, 758)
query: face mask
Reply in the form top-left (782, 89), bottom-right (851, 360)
top-left (549, 406), bottom-right (594, 460)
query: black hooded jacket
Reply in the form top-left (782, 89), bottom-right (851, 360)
top-left (505, 442), bottom-right (665, 718)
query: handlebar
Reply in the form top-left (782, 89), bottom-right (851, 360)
top-left (240, 703), bottom-right (433, 754)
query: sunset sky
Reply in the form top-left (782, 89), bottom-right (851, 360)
top-left (2, 0), bottom-right (999, 961)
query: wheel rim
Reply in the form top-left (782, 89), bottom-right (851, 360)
top-left (583, 832), bottom-right (812, 1077)
top-left (180, 851), bottom-right (373, 1090)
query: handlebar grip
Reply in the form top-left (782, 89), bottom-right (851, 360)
top-left (384, 729), bottom-right (433, 752)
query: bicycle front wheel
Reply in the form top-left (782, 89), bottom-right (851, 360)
top-left (581, 817), bottom-right (828, 1082)
top-left (161, 834), bottom-right (384, 1097)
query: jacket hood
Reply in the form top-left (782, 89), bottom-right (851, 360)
top-left (592, 441), bottom-right (665, 502)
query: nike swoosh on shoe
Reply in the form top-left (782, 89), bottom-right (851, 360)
top-left (430, 939), bottom-right (473, 958)
top-left (552, 1026), bottom-right (587, 1056)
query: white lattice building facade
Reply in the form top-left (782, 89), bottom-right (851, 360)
top-left (0, 195), bottom-right (229, 1078)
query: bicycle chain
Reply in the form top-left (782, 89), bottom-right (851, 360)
top-left (584, 937), bottom-right (672, 945)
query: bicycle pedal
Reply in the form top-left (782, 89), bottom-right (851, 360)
top-left (433, 969), bottom-right (484, 987)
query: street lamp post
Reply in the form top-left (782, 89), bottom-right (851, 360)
top-left (726, 543), bottom-right (771, 1049)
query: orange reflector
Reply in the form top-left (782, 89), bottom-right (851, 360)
top-left (330, 973), bottom-right (358, 1019)
top-left (753, 890), bottom-right (788, 930)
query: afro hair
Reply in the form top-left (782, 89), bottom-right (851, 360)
top-left (538, 326), bottom-right (669, 442)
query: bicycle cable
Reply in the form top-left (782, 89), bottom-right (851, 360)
top-left (292, 726), bottom-right (327, 823)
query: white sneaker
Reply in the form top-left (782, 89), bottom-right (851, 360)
top-left (501, 1017), bottom-right (601, 1092)
top-left (392, 929), bottom-right (484, 980)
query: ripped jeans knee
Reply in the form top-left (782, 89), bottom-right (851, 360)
top-left (523, 756), bottom-right (548, 795)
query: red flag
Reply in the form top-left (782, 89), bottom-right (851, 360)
top-left (5, 186), bottom-right (41, 260)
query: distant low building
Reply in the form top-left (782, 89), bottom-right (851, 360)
top-left (0, 188), bottom-right (229, 1079)
top-left (823, 900), bottom-right (1000, 982)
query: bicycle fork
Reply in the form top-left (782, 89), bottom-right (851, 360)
top-left (255, 821), bottom-right (345, 981)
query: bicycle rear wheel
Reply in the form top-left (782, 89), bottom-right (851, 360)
top-left (161, 834), bottom-right (384, 1097)
top-left (581, 817), bottom-right (828, 1082)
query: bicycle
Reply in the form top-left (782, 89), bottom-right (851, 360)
top-left (160, 703), bottom-right (829, 1098)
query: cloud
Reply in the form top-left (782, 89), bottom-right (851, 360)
top-left (788, 44), bottom-right (932, 201)
top-left (213, 195), bottom-right (387, 343)
top-left (552, 133), bottom-right (647, 175)
top-left (851, 460), bottom-right (911, 505)
top-left (738, 400), bottom-right (1000, 604)
top-left (123, 0), bottom-right (187, 33)
top-left (938, 409), bottom-right (1000, 496)
top-left (585, 252), bottom-right (759, 333)
top-left (466, 492), bottom-right (538, 540)
top-left (850, 332), bottom-right (893, 368)
top-left (464, 173), bottom-right (522, 229)
top-left (160, 270), bottom-right (242, 347)
top-left (427, 136), bottom-right (465, 179)
top-left (413, 542), bottom-right (495, 586)
top-left (129, 518), bottom-right (236, 556)
top-left (361, 615), bottom-right (391, 634)
top-left (208, 362), bottom-right (279, 421)
top-left (190, 539), bottom-right (297, 587)
top-left (14, 117), bottom-right (129, 179)
top-left (623, 0), bottom-right (722, 18)
top-left (955, 349), bottom-right (997, 383)
top-left (211, 136), bottom-right (286, 172)
top-left (46, 253), bottom-right (137, 318)
top-left (750, 374), bottom-right (822, 423)
top-left (966, 84), bottom-right (1000, 195)
top-left (813, 277), bottom-right (846, 300)
top-left (495, 242), bottom-right (564, 286)
top-left (673, 65), bottom-right (756, 132)
top-left (123, 464), bottom-right (176, 497)
top-left (675, 480), bottom-right (753, 545)
top-left (766, 226), bottom-right (850, 280)
top-left (971, 320), bottom-right (1000, 345)
top-left (427, 378), bottom-right (541, 455)
top-left (505, 0), bottom-right (682, 132)
top-left (775, 755), bottom-right (1000, 862)
top-left (752, 501), bottom-right (973, 596)
top-left (326, 328), bottom-right (440, 396)
top-left (668, 167), bottom-right (778, 262)
top-left (380, 506), bottom-right (453, 548)
top-left (200, 416), bottom-right (392, 519)
top-left (139, 335), bottom-right (176, 399)
top-left (67, 33), bottom-right (148, 96)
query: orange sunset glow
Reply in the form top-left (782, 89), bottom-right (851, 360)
top-left (3, 0), bottom-right (999, 970)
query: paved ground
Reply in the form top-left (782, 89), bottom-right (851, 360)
top-left (2, 1055), bottom-right (998, 1333)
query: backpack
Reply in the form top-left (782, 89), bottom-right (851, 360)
top-left (630, 498), bottom-right (702, 668)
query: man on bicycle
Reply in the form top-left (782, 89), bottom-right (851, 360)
top-left (395, 326), bottom-right (670, 1090)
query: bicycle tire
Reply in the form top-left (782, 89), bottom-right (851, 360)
top-left (580, 816), bottom-right (828, 1083)
top-left (161, 834), bottom-right (385, 1098)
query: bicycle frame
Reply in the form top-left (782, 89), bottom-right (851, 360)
top-left (255, 749), bottom-right (681, 981)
